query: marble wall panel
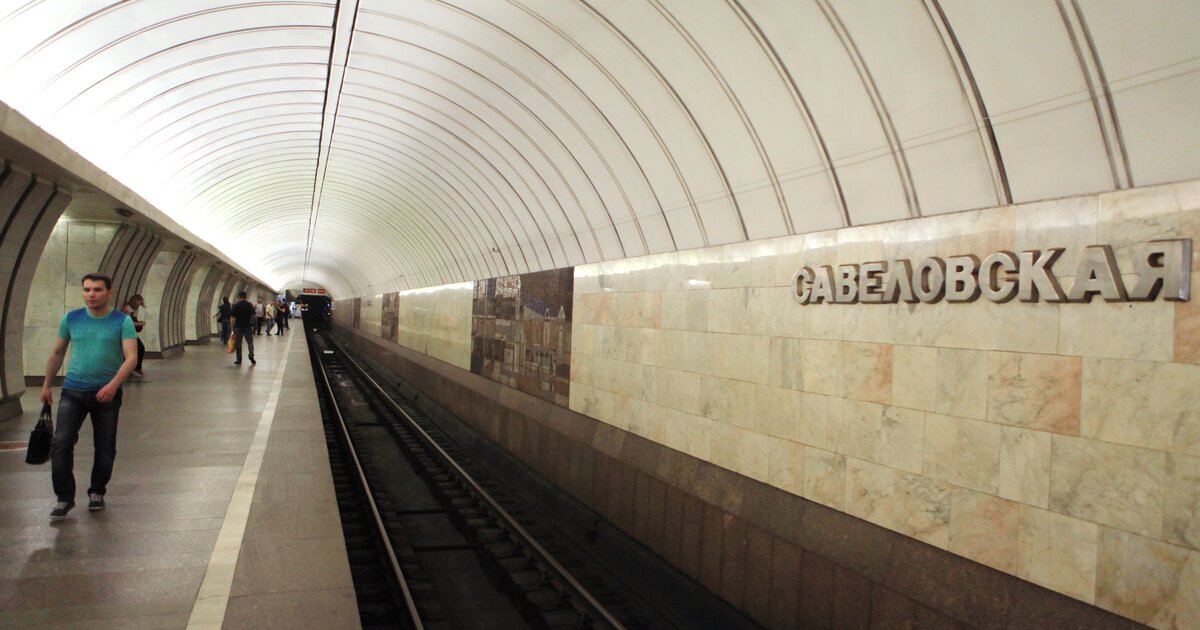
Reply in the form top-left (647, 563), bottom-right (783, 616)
top-left (1164, 454), bottom-right (1200, 550)
top-left (949, 489), bottom-right (1020, 574)
top-left (893, 472), bottom-right (950, 549)
top-left (1049, 436), bottom-right (1166, 538)
top-left (1095, 528), bottom-right (1197, 628)
top-left (1081, 358), bottom-right (1200, 455)
top-left (879, 406), bottom-right (924, 474)
top-left (998, 426), bottom-right (1052, 508)
top-left (934, 348), bottom-right (988, 420)
top-left (923, 413), bottom-right (1001, 494)
top-left (987, 352), bottom-right (1081, 434)
top-left (1018, 506), bottom-right (1099, 603)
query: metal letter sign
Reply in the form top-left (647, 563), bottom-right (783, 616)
top-left (792, 239), bottom-right (1192, 305)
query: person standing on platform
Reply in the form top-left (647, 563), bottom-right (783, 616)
top-left (41, 273), bottom-right (138, 521)
top-left (215, 296), bottom-right (232, 345)
top-left (274, 299), bottom-right (287, 334)
top-left (264, 301), bottom-right (276, 335)
top-left (121, 294), bottom-right (147, 378)
top-left (231, 291), bottom-right (256, 366)
top-left (254, 299), bottom-right (265, 335)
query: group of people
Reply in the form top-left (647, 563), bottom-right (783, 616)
top-left (39, 275), bottom-right (292, 520)
top-left (214, 293), bottom-right (291, 366)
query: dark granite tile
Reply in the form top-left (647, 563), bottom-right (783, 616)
top-left (737, 480), bottom-right (806, 544)
top-left (885, 536), bottom-right (1016, 628)
top-left (644, 475), bottom-right (666, 556)
top-left (620, 433), bottom-right (661, 476)
top-left (662, 484), bottom-right (684, 567)
top-left (769, 537), bottom-right (803, 630)
top-left (914, 605), bottom-right (968, 630)
top-left (691, 462), bottom-right (746, 516)
top-left (572, 441), bottom-right (595, 505)
top-left (720, 514), bottom-right (748, 610)
top-left (799, 502), bottom-right (894, 584)
top-left (656, 445), bottom-right (700, 491)
top-left (243, 501), bottom-right (343, 541)
top-left (743, 525), bottom-right (773, 625)
top-left (1, 566), bottom-right (205, 610)
top-left (798, 550), bottom-right (835, 630)
top-left (611, 465), bottom-right (637, 533)
top-left (634, 471), bottom-right (653, 544)
top-left (231, 538), bottom-right (353, 596)
top-left (834, 563), bottom-right (872, 629)
top-left (224, 587), bottom-right (360, 629)
top-left (592, 453), bottom-right (612, 520)
top-left (700, 503), bottom-right (725, 595)
top-left (678, 494), bottom-right (704, 580)
top-left (870, 584), bottom-right (916, 630)
top-left (1003, 575), bottom-right (1146, 630)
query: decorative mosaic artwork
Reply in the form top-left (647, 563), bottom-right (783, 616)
top-left (471, 268), bottom-right (573, 406)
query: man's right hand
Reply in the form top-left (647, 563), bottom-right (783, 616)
top-left (40, 386), bottom-right (53, 406)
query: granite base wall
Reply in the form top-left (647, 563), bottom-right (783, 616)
top-left (336, 322), bottom-right (1141, 629)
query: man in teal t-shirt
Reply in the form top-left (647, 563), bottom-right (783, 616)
top-left (40, 273), bottom-right (138, 521)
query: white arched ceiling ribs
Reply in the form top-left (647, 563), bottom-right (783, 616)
top-left (728, 0), bottom-right (850, 229)
top-left (322, 171), bottom-right (473, 282)
top-left (308, 220), bottom-right (420, 289)
top-left (198, 162), bottom-right (316, 205)
top-left (80, 45), bottom-right (329, 112)
top-left (332, 138), bottom-right (513, 277)
top-left (326, 147), bottom-right (494, 280)
top-left (340, 90), bottom-right (588, 266)
top-left (29, 5), bottom-right (330, 87)
top-left (167, 130), bottom-right (318, 190)
top-left (366, 3), bottom-right (646, 260)
top-left (814, 0), bottom-right (920, 219)
top-left (922, 0), bottom-right (1011, 206)
top-left (502, 0), bottom-right (699, 252)
top-left (155, 119), bottom-right (321, 169)
top-left (179, 143), bottom-right (317, 199)
top-left (577, 0), bottom-right (747, 243)
top-left (350, 59), bottom-right (612, 262)
top-left (1055, 0), bottom-right (1133, 190)
top-left (317, 181), bottom-right (449, 288)
top-left (334, 122), bottom-right (541, 276)
top-left (302, 0), bottom-right (354, 286)
top-left (354, 24), bottom-right (573, 271)
top-left (379, 2), bottom-right (652, 258)
top-left (337, 111), bottom-right (554, 272)
top-left (648, 0), bottom-right (792, 237)
top-left (136, 105), bottom-right (322, 161)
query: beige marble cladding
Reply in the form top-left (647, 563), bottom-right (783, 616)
top-left (567, 179), bottom-right (1200, 627)
top-left (338, 282), bottom-right (472, 370)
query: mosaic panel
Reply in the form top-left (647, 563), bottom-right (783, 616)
top-left (471, 267), bottom-right (573, 406)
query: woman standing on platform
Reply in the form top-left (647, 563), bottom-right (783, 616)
top-left (215, 296), bottom-right (232, 345)
top-left (121, 294), bottom-right (146, 378)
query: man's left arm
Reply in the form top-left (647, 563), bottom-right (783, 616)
top-left (97, 338), bottom-right (138, 403)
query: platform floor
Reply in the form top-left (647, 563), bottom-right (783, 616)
top-left (0, 328), bottom-right (360, 629)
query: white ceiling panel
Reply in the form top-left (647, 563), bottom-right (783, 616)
top-left (0, 0), bottom-right (1194, 297)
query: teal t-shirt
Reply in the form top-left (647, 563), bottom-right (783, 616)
top-left (57, 308), bottom-right (137, 391)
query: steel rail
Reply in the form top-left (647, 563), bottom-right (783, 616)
top-left (312, 341), bottom-right (425, 630)
top-left (331, 336), bottom-right (627, 630)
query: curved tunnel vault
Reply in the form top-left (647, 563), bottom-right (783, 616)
top-left (2, 0), bottom-right (1197, 297)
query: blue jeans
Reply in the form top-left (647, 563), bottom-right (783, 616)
top-left (219, 320), bottom-right (230, 344)
top-left (51, 387), bottom-right (123, 502)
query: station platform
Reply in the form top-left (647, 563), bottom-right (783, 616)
top-left (0, 328), bottom-right (360, 629)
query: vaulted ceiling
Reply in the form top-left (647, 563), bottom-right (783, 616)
top-left (1, 1), bottom-right (1197, 297)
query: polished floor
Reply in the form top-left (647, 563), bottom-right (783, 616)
top-left (0, 329), bottom-right (359, 629)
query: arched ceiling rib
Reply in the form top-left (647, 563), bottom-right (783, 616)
top-left (1, 0), bottom-right (1197, 297)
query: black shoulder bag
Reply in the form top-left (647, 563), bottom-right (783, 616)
top-left (25, 403), bottom-right (53, 465)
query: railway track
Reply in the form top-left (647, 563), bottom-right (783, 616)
top-left (308, 329), bottom-right (637, 629)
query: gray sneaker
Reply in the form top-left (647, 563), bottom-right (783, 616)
top-left (50, 501), bottom-right (74, 521)
top-left (88, 493), bottom-right (105, 511)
